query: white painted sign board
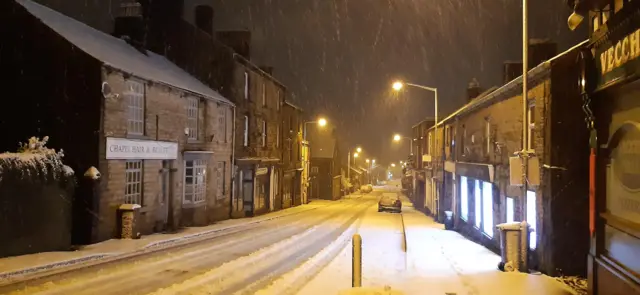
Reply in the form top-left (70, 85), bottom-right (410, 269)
top-left (106, 137), bottom-right (178, 160)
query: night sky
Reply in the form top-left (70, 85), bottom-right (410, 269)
top-left (210, 0), bottom-right (585, 165)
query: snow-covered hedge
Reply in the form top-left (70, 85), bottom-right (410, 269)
top-left (0, 136), bottom-right (74, 184)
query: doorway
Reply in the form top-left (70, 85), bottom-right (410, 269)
top-left (157, 160), bottom-right (171, 231)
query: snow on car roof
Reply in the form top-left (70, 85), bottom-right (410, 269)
top-left (17, 0), bottom-right (232, 105)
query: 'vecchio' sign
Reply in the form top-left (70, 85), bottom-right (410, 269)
top-left (106, 137), bottom-right (178, 160)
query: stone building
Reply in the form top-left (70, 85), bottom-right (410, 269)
top-left (0, 0), bottom-right (235, 243)
top-left (412, 40), bottom-right (591, 276)
top-left (567, 0), bottom-right (640, 293)
top-left (281, 101), bottom-right (305, 208)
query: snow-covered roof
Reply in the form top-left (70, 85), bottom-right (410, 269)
top-left (16, 0), bottom-right (232, 106)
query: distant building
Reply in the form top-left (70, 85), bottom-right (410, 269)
top-left (309, 129), bottom-right (342, 200)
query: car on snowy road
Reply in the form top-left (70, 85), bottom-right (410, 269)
top-left (378, 193), bottom-right (402, 213)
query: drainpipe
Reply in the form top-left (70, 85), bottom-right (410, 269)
top-left (230, 105), bottom-right (237, 217)
top-left (521, 0), bottom-right (530, 222)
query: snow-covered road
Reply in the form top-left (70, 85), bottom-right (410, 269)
top-left (1, 185), bottom-right (580, 295)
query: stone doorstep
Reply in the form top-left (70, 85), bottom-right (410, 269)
top-left (0, 204), bottom-right (326, 284)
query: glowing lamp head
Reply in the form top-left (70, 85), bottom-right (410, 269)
top-left (392, 81), bottom-right (404, 91)
top-left (356, 147), bottom-right (362, 153)
top-left (393, 134), bottom-right (401, 141)
top-left (318, 118), bottom-right (327, 127)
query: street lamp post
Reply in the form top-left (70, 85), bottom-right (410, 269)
top-left (392, 82), bottom-right (438, 148)
top-left (303, 118), bottom-right (327, 141)
top-left (347, 147), bottom-right (362, 181)
top-left (393, 134), bottom-right (414, 155)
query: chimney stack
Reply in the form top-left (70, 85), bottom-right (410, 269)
top-left (503, 61), bottom-right (523, 84)
top-left (529, 39), bottom-right (557, 69)
top-left (113, 1), bottom-right (146, 53)
top-left (216, 30), bottom-right (251, 59)
top-left (467, 78), bottom-right (481, 102)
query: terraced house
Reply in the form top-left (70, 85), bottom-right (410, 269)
top-left (411, 40), bottom-right (592, 277)
top-left (0, 0), bottom-right (235, 244)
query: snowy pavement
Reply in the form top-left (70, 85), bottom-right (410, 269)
top-left (1, 184), bottom-right (581, 295)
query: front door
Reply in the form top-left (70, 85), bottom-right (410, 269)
top-left (243, 169), bottom-right (254, 216)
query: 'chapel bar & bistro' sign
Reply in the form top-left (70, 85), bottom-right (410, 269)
top-left (106, 137), bottom-right (178, 160)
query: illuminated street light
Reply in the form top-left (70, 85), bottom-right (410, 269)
top-left (393, 134), bottom-right (401, 141)
top-left (354, 153), bottom-right (359, 158)
top-left (372, 159), bottom-right (376, 164)
top-left (318, 118), bottom-right (327, 127)
top-left (392, 81), bottom-right (404, 91)
top-left (366, 159), bottom-right (370, 163)
top-left (391, 163), bottom-right (396, 167)
top-left (356, 147), bottom-right (362, 153)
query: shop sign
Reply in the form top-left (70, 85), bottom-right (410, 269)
top-left (455, 162), bottom-right (494, 183)
top-left (607, 122), bottom-right (640, 223)
top-left (106, 137), bottom-right (178, 160)
top-left (256, 167), bottom-right (269, 176)
top-left (596, 28), bottom-right (640, 88)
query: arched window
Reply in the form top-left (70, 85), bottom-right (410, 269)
top-left (194, 5), bottom-right (213, 35)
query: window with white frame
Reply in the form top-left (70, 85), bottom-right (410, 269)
top-left (262, 82), bottom-right (267, 106)
top-left (527, 102), bottom-right (535, 151)
top-left (124, 160), bottom-right (143, 205)
top-left (217, 107), bottom-right (226, 143)
top-left (482, 181), bottom-right (494, 237)
top-left (261, 119), bottom-right (267, 147)
top-left (475, 179), bottom-right (482, 228)
top-left (243, 115), bottom-right (249, 146)
top-left (506, 197), bottom-right (515, 223)
top-left (187, 97), bottom-right (199, 140)
top-left (527, 190), bottom-right (537, 249)
top-left (215, 161), bottom-right (225, 200)
top-left (184, 159), bottom-right (207, 203)
top-left (244, 71), bottom-right (249, 99)
top-left (126, 80), bottom-right (145, 135)
top-left (460, 176), bottom-right (468, 220)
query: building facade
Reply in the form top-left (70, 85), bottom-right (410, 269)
top-left (282, 101), bottom-right (304, 208)
top-left (412, 40), bottom-right (591, 277)
top-left (569, 0), bottom-right (640, 293)
top-left (309, 129), bottom-right (342, 200)
top-left (0, 0), bottom-right (235, 243)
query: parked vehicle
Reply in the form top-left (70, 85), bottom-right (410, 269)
top-left (378, 193), bottom-right (402, 213)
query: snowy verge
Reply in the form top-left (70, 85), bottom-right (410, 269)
top-left (254, 221), bottom-right (361, 295)
top-left (149, 225), bottom-right (323, 294)
top-left (337, 286), bottom-right (405, 295)
top-left (0, 254), bottom-right (111, 282)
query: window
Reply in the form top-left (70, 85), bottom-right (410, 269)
top-left (475, 180), bottom-right (482, 228)
top-left (506, 197), bottom-right (514, 223)
top-left (461, 125), bottom-right (466, 155)
top-left (311, 166), bottom-right (319, 174)
top-left (125, 160), bottom-right (143, 205)
top-left (614, 0), bottom-right (624, 13)
top-left (244, 72), bottom-right (249, 100)
top-left (261, 119), bottom-right (267, 147)
top-left (215, 161), bottom-right (225, 200)
top-left (527, 103), bottom-right (535, 151)
top-left (187, 97), bottom-right (199, 140)
top-left (460, 176), bottom-right (468, 221)
top-left (485, 119), bottom-right (491, 155)
top-left (194, 5), bottom-right (213, 35)
top-left (482, 181), bottom-right (494, 237)
top-left (602, 5), bottom-right (611, 23)
top-left (217, 107), bottom-right (226, 143)
top-left (243, 116), bottom-right (249, 146)
top-left (527, 190), bottom-right (537, 249)
top-left (262, 82), bottom-right (267, 106)
top-left (592, 15), bottom-right (600, 32)
top-left (126, 80), bottom-right (145, 135)
top-left (184, 159), bottom-right (207, 203)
